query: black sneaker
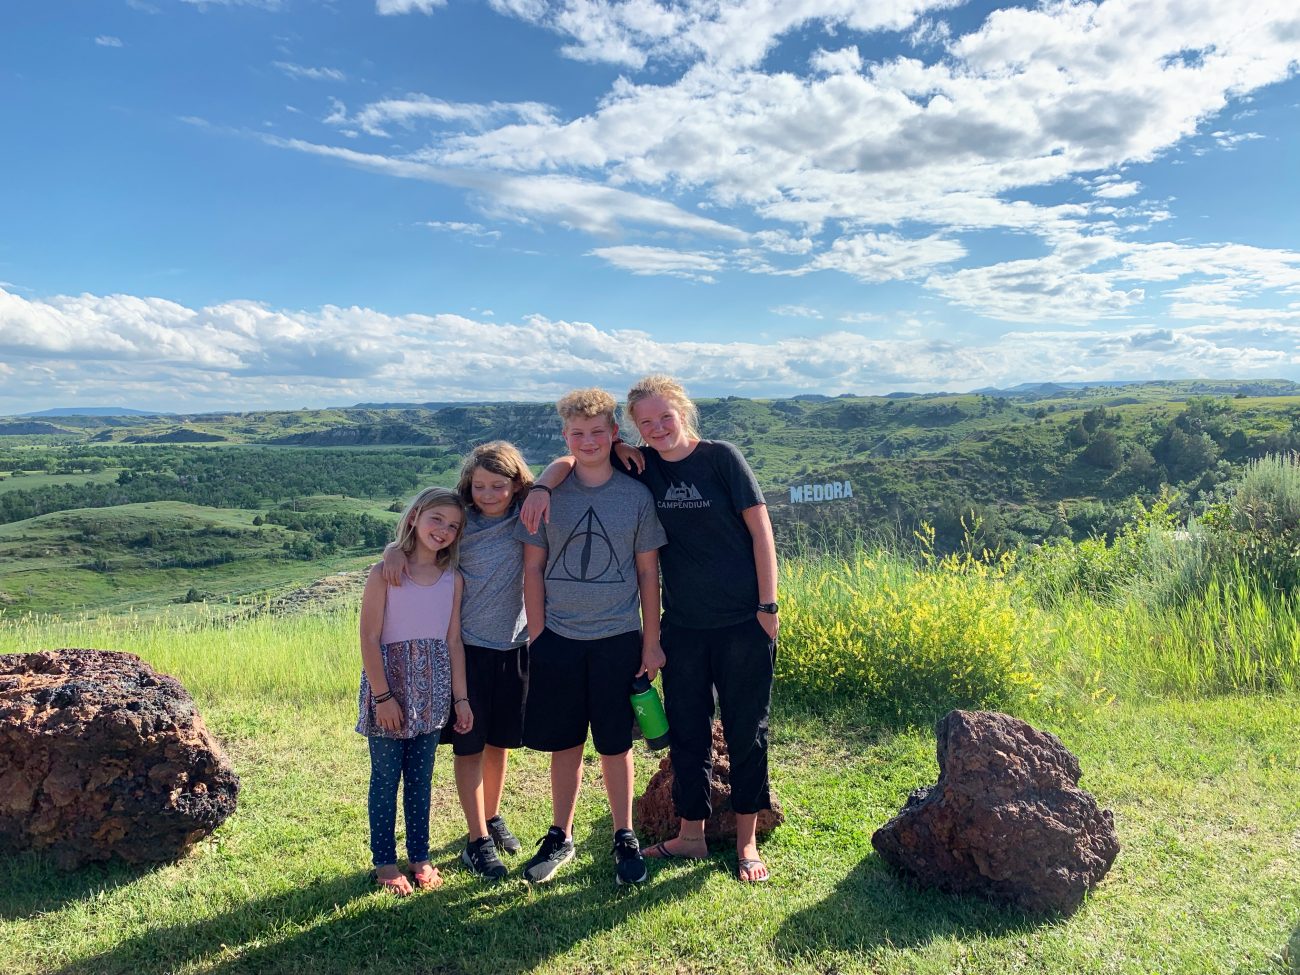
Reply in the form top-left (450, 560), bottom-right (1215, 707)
top-left (613, 828), bottom-right (647, 886)
top-left (486, 814), bottom-right (522, 855)
top-left (522, 826), bottom-right (574, 884)
top-left (461, 835), bottom-right (508, 880)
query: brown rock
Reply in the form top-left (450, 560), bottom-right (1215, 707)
top-left (0, 649), bottom-right (240, 869)
top-left (872, 709), bottom-right (1119, 915)
top-left (635, 719), bottom-right (783, 843)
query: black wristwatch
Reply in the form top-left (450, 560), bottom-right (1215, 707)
top-left (757, 601), bottom-right (779, 614)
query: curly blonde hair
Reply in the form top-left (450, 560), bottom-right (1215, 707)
top-left (455, 440), bottom-right (534, 511)
top-left (393, 487), bottom-right (465, 568)
top-left (556, 388), bottom-right (618, 430)
top-left (625, 374), bottom-right (700, 442)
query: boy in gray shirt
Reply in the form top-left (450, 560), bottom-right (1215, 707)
top-left (514, 388), bottom-right (667, 885)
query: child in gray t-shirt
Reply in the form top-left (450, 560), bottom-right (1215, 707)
top-left (513, 388), bottom-right (666, 887)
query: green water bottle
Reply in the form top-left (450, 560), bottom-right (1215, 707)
top-left (630, 675), bottom-right (670, 750)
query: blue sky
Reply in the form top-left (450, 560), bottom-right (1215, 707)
top-left (2, 0), bottom-right (1299, 413)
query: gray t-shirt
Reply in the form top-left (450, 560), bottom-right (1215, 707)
top-left (514, 471), bottom-right (667, 640)
top-left (460, 504), bottom-right (528, 650)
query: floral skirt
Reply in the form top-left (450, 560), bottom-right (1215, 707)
top-left (356, 637), bottom-right (451, 739)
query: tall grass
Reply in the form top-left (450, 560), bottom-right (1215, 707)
top-left (777, 536), bottom-right (1046, 723)
top-left (1051, 566), bottom-right (1300, 697)
top-left (0, 605), bottom-right (358, 703)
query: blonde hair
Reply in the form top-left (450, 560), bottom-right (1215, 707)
top-left (556, 388), bottom-right (618, 430)
top-left (455, 440), bottom-right (534, 510)
top-left (393, 487), bottom-right (465, 569)
top-left (626, 374), bottom-right (700, 442)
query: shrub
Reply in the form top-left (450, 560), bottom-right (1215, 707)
top-left (778, 535), bottom-right (1045, 724)
top-left (1203, 452), bottom-right (1300, 592)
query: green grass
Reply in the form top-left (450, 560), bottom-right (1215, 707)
top-left (2, 608), bottom-right (1298, 975)
top-left (0, 468), bottom-right (121, 494)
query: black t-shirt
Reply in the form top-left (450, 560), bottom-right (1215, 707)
top-left (622, 439), bottom-right (765, 629)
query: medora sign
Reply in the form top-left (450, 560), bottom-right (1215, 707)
top-left (789, 480), bottom-right (853, 503)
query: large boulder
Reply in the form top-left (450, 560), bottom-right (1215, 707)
top-left (0, 649), bottom-right (240, 869)
top-left (635, 719), bottom-right (783, 843)
top-left (872, 709), bottom-right (1118, 915)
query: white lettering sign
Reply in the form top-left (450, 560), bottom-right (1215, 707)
top-left (789, 480), bottom-right (853, 503)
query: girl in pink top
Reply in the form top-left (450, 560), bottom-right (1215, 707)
top-left (357, 487), bottom-right (473, 895)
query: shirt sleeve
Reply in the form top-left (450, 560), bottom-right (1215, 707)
top-left (717, 441), bottom-right (765, 513)
top-left (634, 489), bottom-right (669, 553)
top-left (512, 515), bottom-right (548, 553)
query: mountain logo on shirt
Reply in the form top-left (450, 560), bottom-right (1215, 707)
top-left (660, 481), bottom-right (710, 510)
top-left (549, 507), bottom-right (626, 584)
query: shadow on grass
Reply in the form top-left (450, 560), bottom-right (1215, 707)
top-left (51, 822), bottom-right (712, 975)
top-left (0, 851), bottom-right (159, 921)
top-left (1285, 918), bottom-right (1299, 974)
top-left (773, 852), bottom-right (1058, 958)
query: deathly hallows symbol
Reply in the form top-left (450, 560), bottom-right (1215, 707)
top-left (549, 506), bottom-right (624, 584)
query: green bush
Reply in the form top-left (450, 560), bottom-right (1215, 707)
top-left (778, 536), bottom-right (1045, 724)
top-left (1203, 452), bottom-right (1300, 592)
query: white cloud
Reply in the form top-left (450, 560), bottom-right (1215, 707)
top-left (95, 35), bottom-right (124, 47)
top-left (243, 0), bottom-right (1300, 327)
top-left (327, 94), bottom-right (554, 138)
top-left (274, 61), bottom-right (346, 82)
top-left (771, 305), bottom-right (823, 319)
top-left (376, 0), bottom-right (446, 13)
top-left (180, 0), bottom-right (282, 8)
top-left (1093, 180), bottom-right (1141, 199)
top-left (798, 232), bottom-right (966, 282)
top-left (422, 221), bottom-right (502, 240)
top-left (1211, 130), bottom-right (1265, 149)
top-left (264, 135), bottom-right (747, 239)
top-left (485, 0), bottom-right (959, 71)
top-left (587, 245), bottom-right (723, 281)
top-left (3, 284), bottom-right (1298, 414)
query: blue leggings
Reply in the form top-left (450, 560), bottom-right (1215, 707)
top-left (367, 731), bottom-right (439, 866)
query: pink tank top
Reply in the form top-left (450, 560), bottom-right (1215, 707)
top-left (380, 568), bottom-right (455, 645)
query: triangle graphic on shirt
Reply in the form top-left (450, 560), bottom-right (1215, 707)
top-left (548, 506), bottom-right (625, 584)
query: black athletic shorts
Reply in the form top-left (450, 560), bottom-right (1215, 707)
top-left (522, 628), bottom-right (641, 756)
top-left (440, 643), bottom-right (528, 756)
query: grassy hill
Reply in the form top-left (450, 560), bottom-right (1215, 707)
top-left (0, 500), bottom-right (394, 616)
top-left (1, 382), bottom-right (1299, 613)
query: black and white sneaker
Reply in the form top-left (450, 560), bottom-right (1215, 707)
top-left (486, 814), bottom-right (522, 855)
top-left (461, 835), bottom-right (508, 880)
top-left (522, 826), bottom-right (575, 884)
top-left (613, 828), bottom-right (647, 886)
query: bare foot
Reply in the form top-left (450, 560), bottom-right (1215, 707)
top-left (373, 865), bottom-right (413, 896)
top-left (410, 861), bottom-right (443, 891)
top-left (644, 835), bottom-right (709, 860)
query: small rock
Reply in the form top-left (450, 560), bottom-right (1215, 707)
top-left (635, 720), bottom-right (783, 843)
top-left (0, 649), bottom-right (240, 869)
top-left (871, 709), bottom-right (1119, 915)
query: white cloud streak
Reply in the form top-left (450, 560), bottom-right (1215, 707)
top-left (274, 61), bottom-right (346, 82)
top-left (4, 285), bottom-right (1297, 414)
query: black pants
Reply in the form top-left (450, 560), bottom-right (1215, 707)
top-left (661, 616), bottom-right (775, 821)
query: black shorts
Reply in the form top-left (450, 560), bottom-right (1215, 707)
top-left (522, 628), bottom-right (641, 756)
top-left (440, 644), bottom-right (528, 757)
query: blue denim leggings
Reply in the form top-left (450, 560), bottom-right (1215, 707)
top-left (367, 731), bottom-right (439, 866)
